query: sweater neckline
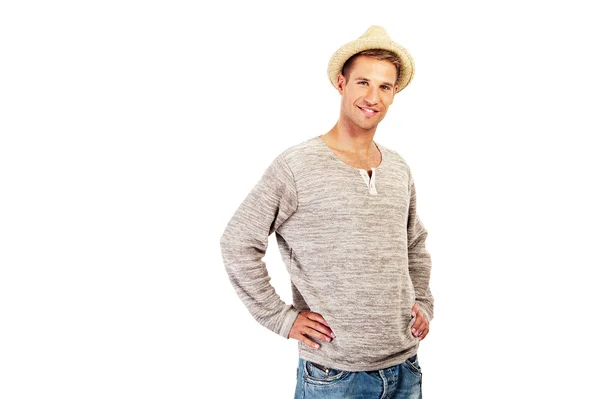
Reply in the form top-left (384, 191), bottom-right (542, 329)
top-left (315, 135), bottom-right (386, 173)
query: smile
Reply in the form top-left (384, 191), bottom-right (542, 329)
top-left (358, 106), bottom-right (379, 116)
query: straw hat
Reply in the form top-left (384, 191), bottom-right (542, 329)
top-left (327, 25), bottom-right (415, 93)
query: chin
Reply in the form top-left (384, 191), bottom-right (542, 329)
top-left (362, 121), bottom-right (379, 130)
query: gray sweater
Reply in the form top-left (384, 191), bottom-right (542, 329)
top-left (219, 135), bottom-right (434, 372)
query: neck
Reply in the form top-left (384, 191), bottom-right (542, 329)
top-left (322, 119), bottom-right (377, 155)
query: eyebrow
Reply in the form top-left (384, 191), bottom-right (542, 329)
top-left (354, 76), bottom-right (395, 88)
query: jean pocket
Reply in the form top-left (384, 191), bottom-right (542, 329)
top-left (404, 353), bottom-right (422, 376)
top-left (303, 359), bottom-right (350, 386)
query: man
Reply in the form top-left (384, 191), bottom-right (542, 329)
top-left (220, 25), bottom-right (434, 398)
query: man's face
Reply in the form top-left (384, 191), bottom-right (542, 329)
top-left (337, 55), bottom-right (398, 132)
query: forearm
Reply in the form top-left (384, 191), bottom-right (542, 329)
top-left (220, 233), bottom-right (300, 338)
top-left (408, 234), bottom-right (434, 322)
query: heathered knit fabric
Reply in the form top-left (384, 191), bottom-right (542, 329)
top-left (219, 135), bottom-right (434, 372)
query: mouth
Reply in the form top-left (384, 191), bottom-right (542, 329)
top-left (357, 106), bottom-right (379, 117)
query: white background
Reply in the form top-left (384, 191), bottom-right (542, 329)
top-left (1, 1), bottom-right (599, 398)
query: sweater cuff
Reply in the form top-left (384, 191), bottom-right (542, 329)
top-left (279, 306), bottom-right (301, 339)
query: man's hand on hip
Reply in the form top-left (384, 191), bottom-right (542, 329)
top-left (411, 303), bottom-right (430, 340)
top-left (288, 311), bottom-right (335, 349)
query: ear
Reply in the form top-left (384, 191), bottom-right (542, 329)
top-left (336, 74), bottom-right (346, 95)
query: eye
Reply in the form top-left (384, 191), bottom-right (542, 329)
top-left (358, 81), bottom-right (368, 85)
top-left (382, 85), bottom-right (390, 90)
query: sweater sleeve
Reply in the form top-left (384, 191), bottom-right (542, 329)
top-left (406, 168), bottom-right (435, 323)
top-left (219, 153), bottom-right (301, 339)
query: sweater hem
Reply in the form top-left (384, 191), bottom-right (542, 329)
top-left (297, 344), bottom-right (420, 372)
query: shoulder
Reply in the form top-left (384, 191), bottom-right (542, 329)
top-left (279, 136), bottom-right (320, 159)
top-left (257, 136), bottom-right (321, 182)
top-left (273, 136), bottom-right (323, 172)
top-left (374, 139), bottom-right (414, 177)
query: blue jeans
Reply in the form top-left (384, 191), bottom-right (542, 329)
top-left (294, 354), bottom-right (422, 399)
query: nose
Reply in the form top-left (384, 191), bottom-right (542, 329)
top-left (364, 86), bottom-right (379, 105)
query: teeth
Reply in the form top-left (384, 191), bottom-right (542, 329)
top-left (361, 107), bottom-right (375, 113)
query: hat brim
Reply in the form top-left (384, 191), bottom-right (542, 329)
top-left (327, 38), bottom-right (415, 93)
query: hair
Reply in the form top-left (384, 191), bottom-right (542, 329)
top-left (341, 49), bottom-right (402, 89)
